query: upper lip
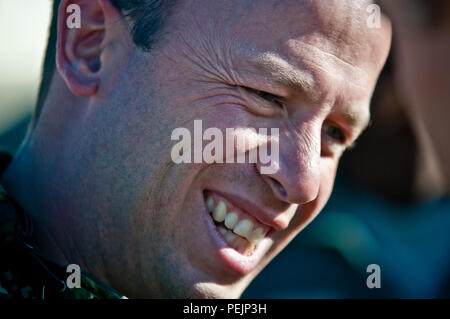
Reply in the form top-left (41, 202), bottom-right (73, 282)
top-left (206, 189), bottom-right (287, 231)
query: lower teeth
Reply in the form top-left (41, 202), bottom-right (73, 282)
top-left (216, 223), bottom-right (255, 256)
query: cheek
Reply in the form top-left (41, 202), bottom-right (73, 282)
top-left (317, 157), bottom-right (338, 205)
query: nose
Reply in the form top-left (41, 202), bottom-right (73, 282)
top-left (257, 122), bottom-right (321, 206)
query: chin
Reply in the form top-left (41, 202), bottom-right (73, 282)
top-left (190, 281), bottom-right (248, 299)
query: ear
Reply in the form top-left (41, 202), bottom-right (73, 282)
top-left (56, 0), bottom-right (125, 97)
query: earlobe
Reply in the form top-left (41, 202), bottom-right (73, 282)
top-left (56, 0), bottom-right (120, 98)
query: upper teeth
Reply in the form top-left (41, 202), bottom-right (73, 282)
top-left (206, 196), bottom-right (215, 212)
top-left (212, 201), bottom-right (227, 222)
top-left (224, 212), bottom-right (238, 229)
top-left (206, 196), bottom-right (268, 246)
top-left (233, 219), bottom-right (253, 238)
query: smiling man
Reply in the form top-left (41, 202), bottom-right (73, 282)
top-left (0, 0), bottom-right (391, 298)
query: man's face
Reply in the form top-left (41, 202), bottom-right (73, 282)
top-left (61, 0), bottom-right (391, 297)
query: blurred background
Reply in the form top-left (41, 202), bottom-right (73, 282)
top-left (1, 0), bottom-right (449, 298)
top-left (0, 0), bottom-right (50, 155)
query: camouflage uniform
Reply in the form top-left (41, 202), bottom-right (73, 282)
top-left (0, 152), bottom-right (126, 299)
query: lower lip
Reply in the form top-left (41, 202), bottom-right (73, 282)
top-left (203, 199), bottom-right (269, 275)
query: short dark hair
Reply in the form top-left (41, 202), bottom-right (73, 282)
top-left (31, 0), bottom-right (177, 128)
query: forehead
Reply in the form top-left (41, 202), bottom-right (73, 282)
top-left (170, 0), bottom-right (388, 73)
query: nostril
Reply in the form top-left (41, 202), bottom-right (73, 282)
top-left (270, 177), bottom-right (287, 198)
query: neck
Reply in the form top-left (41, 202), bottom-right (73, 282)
top-left (1, 142), bottom-right (72, 267)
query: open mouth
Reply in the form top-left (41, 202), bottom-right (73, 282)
top-left (203, 191), bottom-right (271, 256)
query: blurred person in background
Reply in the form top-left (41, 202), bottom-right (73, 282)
top-left (244, 1), bottom-right (450, 298)
top-left (380, 0), bottom-right (450, 194)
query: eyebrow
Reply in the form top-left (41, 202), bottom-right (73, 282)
top-left (247, 52), bottom-right (319, 101)
top-left (339, 109), bottom-right (371, 137)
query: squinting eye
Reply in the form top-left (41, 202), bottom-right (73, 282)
top-left (245, 87), bottom-right (284, 108)
top-left (256, 91), bottom-right (279, 103)
top-left (325, 124), bottom-right (345, 143)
